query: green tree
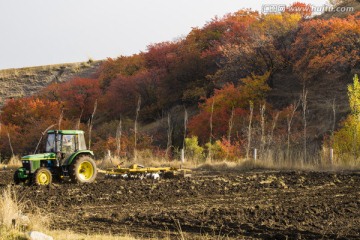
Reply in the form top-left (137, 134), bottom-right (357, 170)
top-left (185, 136), bottom-right (204, 161)
top-left (348, 74), bottom-right (360, 115)
top-left (333, 74), bottom-right (360, 163)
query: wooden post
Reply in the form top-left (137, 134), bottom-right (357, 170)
top-left (181, 149), bottom-right (185, 163)
top-left (330, 148), bottom-right (334, 165)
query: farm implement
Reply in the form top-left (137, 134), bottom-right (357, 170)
top-left (99, 163), bottom-right (191, 180)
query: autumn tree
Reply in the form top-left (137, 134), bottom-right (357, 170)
top-left (189, 72), bottom-right (271, 143)
top-left (41, 78), bottom-right (101, 121)
top-left (98, 54), bottom-right (145, 90)
top-left (293, 13), bottom-right (360, 80)
top-left (101, 69), bottom-right (163, 120)
top-left (285, 2), bottom-right (312, 18)
top-left (0, 97), bottom-right (72, 156)
top-left (333, 74), bottom-right (360, 162)
top-left (211, 11), bottom-right (301, 87)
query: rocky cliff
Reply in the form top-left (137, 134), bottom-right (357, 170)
top-left (0, 61), bottom-right (102, 108)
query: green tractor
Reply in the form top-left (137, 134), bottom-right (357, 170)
top-left (14, 130), bottom-right (97, 186)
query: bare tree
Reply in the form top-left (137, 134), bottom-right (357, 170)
top-left (286, 100), bottom-right (300, 162)
top-left (331, 98), bottom-right (336, 140)
top-left (301, 87), bottom-right (308, 165)
top-left (269, 111), bottom-right (279, 146)
top-left (165, 113), bottom-right (173, 159)
top-left (183, 107), bottom-right (188, 150)
top-left (208, 99), bottom-right (215, 161)
top-left (246, 102), bottom-right (254, 161)
top-left (182, 108), bottom-right (188, 162)
top-left (228, 107), bottom-right (235, 143)
top-left (329, 99), bottom-right (337, 164)
top-left (134, 96), bottom-right (141, 161)
top-left (75, 109), bottom-right (83, 130)
top-left (116, 116), bottom-right (122, 157)
top-left (226, 107), bottom-right (235, 160)
top-left (260, 104), bottom-right (266, 158)
top-left (88, 100), bottom-right (98, 150)
top-left (7, 132), bottom-right (14, 157)
top-left (58, 108), bottom-right (64, 130)
top-left (34, 124), bottom-right (56, 154)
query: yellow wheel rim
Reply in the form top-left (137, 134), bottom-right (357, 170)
top-left (37, 171), bottom-right (51, 185)
top-left (78, 161), bottom-right (94, 181)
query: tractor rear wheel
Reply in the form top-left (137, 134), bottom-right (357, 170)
top-left (13, 170), bottom-right (21, 185)
top-left (70, 156), bottom-right (97, 183)
top-left (33, 168), bottom-right (53, 186)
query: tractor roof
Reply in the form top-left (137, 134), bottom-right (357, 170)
top-left (47, 130), bottom-right (84, 135)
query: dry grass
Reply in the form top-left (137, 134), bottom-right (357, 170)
top-left (96, 155), bottom-right (123, 169)
top-left (195, 158), bottom-right (360, 172)
top-left (46, 230), bottom-right (138, 240)
top-left (96, 150), bottom-right (359, 173)
top-left (0, 60), bottom-right (101, 79)
top-left (0, 186), bottom-right (21, 229)
top-left (96, 151), bottom-right (196, 170)
top-left (7, 156), bottom-right (22, 167)
top-left (0, 156), bottom-right (22, 170)
top-left (0, 185), bottom-right (141, 240)
top-left (0, 185), bottom-right (50, 240)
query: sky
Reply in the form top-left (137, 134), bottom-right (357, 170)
top-left (0, 0), bottom-right (328, 70)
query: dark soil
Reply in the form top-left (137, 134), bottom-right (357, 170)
top-left (1, 169), bottom-right (360, 239)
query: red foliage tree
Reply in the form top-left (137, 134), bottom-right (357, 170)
top-left (101, 69), bottom-right (163, 120)
top-left (98, 54), bottom-right (145, 90)
top-left (41, 78), bottom-right (101, 120)
top-left (286, 2), bottom-right (312, 18)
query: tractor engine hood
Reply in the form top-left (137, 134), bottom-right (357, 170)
top-left (21, 153), bottom-right (56, 161)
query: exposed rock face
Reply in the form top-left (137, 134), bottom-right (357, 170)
top-left (0, 61), bottom-right (102, 108)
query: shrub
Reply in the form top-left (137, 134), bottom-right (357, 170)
top-left (184, 136), bottom-right (204, 161)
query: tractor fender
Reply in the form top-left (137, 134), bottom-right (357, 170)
top-left (64, 150), bottom-right (94, 166)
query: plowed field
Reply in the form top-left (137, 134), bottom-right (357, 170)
top-left (1, 169), bottom-right (359, 239)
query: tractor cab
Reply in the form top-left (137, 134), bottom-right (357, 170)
top-left (14, 130), bottom-right (97, 186)
top-left (46, 130), bottom-right (87, 163)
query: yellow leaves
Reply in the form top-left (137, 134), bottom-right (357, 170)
top-left (239, 71), bottom-right (271, 104)
top-left (253, 12), bottom-right (301, 38)
top-left (333, 75), bottom-right (360, 160)
top-left (348, 74), bottom-right (360, 115)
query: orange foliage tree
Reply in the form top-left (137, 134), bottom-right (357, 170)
top-left (189, 72), bottom-right (271, 143)
top-left (0, 97), bottom-right (71, 156)
top-left (211, 11), bottom-right (301, 87)
top-left (293, 13), bottom-right (360, 79)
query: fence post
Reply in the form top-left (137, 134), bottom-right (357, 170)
top-left (254, 148), bottom-right (257, 162)
top-left (181, 149), bottom-right (185, 163)
top-left (330, 148), bottom-right (334, 165)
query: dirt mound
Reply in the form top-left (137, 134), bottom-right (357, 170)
top-left (1, 170), bottom-right (359, 239)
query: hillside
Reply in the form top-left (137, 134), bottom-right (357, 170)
top-left (0, 2), bottom-right (359, 163)
top-left (0, 60), bottom-right (102, 108)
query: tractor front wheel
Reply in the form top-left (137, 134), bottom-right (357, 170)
top-left (33, 168), bottom-right (53, 186)
top-left (70, 156), bottom-right (97, 183)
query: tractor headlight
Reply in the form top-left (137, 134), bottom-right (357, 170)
top-left (21, 160), bottom-right (31, 172)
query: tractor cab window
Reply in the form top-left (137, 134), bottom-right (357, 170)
top-left (61, 135), bottom-right (76, 154)
top-left (78, 132), bottom-right (87, 150)
top-left (46, 133), bottom-right (56, 152)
